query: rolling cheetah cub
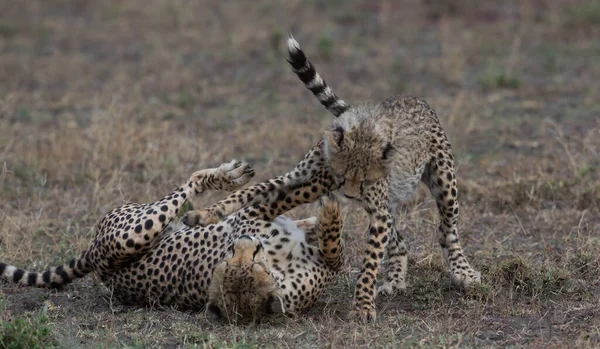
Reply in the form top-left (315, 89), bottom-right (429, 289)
top-left (0, 160), bottom-right (344, 322)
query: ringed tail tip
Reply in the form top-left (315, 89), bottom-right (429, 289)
top-left (287, 34), bottom-right (301, 53)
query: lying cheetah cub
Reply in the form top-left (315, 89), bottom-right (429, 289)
top-left (1, 161), bottom-right (344, 322)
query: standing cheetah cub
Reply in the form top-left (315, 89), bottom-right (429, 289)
top-left (183, 37), bottom-right (481, 322)
top-left (286, 36), bottom-right (481, 319)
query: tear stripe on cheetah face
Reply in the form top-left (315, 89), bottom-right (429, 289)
top-left (1, 162), bottom-right (344, 322)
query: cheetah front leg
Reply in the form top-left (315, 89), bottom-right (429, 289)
top-left (182, 143), bottom-right (328, 227)
top-left (234, 164), bottom-right (341, 225)
top-left (425, 160), bottom-right (480, 288)
top-left (349, 179), bottom-right (393, 323)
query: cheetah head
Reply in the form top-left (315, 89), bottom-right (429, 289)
top-left (323, 109), bottom-right (397, 199)
top-left (207, 235), bottom-right (284, 323)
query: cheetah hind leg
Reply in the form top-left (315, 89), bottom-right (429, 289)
top-left (288, 196), bottom-right (343, 249)
top-left (425, 160), bottom-right (481, 288)
top-left (92, 160), bottom-right (255, 270)
top-left (316, 194), bottom-right (344, 272)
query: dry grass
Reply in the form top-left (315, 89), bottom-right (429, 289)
top-left (1, 0), bottom-right (600, 348)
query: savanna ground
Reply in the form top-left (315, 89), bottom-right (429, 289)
top-left (1, 0), bottom-right (599, 347)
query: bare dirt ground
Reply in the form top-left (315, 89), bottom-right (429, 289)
top-left (1, 0), bottom-right (599, 348)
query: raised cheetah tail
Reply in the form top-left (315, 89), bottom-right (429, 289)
top-left (0, 255), bottom-right (91, 288)
top-left (286, 34), bottom-right (349, 117)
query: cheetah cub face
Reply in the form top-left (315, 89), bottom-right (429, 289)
top-left (324, 107), bottom-right (397, 199)
top-left (207, 236), bottom-right (284, 322)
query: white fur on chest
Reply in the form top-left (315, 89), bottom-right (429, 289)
top-left (386, 158), bottom-right (425, 205)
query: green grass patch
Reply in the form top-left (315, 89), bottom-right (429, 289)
top-left (0, 22), bottom-right (18, 38)
top-left (484, 257), bottom-right (574, 297)
top-left (317, 36), bottom-right (334, 60)
top-left (478, 59), bottom-right (520, 89)
top-left (0, 302), bottom-right (58, 349)
top-left (564, 1), bottom-right (600, 30)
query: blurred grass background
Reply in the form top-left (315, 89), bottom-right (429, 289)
top-left (1, 0), bottom-right (599, 347)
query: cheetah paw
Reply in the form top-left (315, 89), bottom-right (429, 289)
top-left (450, 268), bottom-right (482, 289)
top-left (181, 208), bottom-right (221, 227)
top-left (376, 279), bottom-right (407, 297)
top-left (217, 160), bottom-right (255, 191)
top-left (348, 306), bottom-right (377, 323)
top-left (319, 194), bottom-right (342, 219)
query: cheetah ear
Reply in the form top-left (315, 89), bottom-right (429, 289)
top-left (324, 125), bottom-right (344, 154)
top-left (381, 142), bottom-right (396, 165)
top-left (206, 303), bottom-right (222, 320)
top-left (265, 294), bottom-right (285, 314)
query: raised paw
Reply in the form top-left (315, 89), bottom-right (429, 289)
top-left (319, 194), bottom-right (342, 222)
top-left (215, 160), bottom-right (256, 191)
top-left (348, 305), bottom-right (377, 323)
top-left (450, 267), bottom-right (482, 289)
top-left (182, 208), bottom-right (221, 227)
top-left (376, 279), bottom-right (407, 297)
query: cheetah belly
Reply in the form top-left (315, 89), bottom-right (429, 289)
top-left (387, 164), bottom-right (425, 207)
